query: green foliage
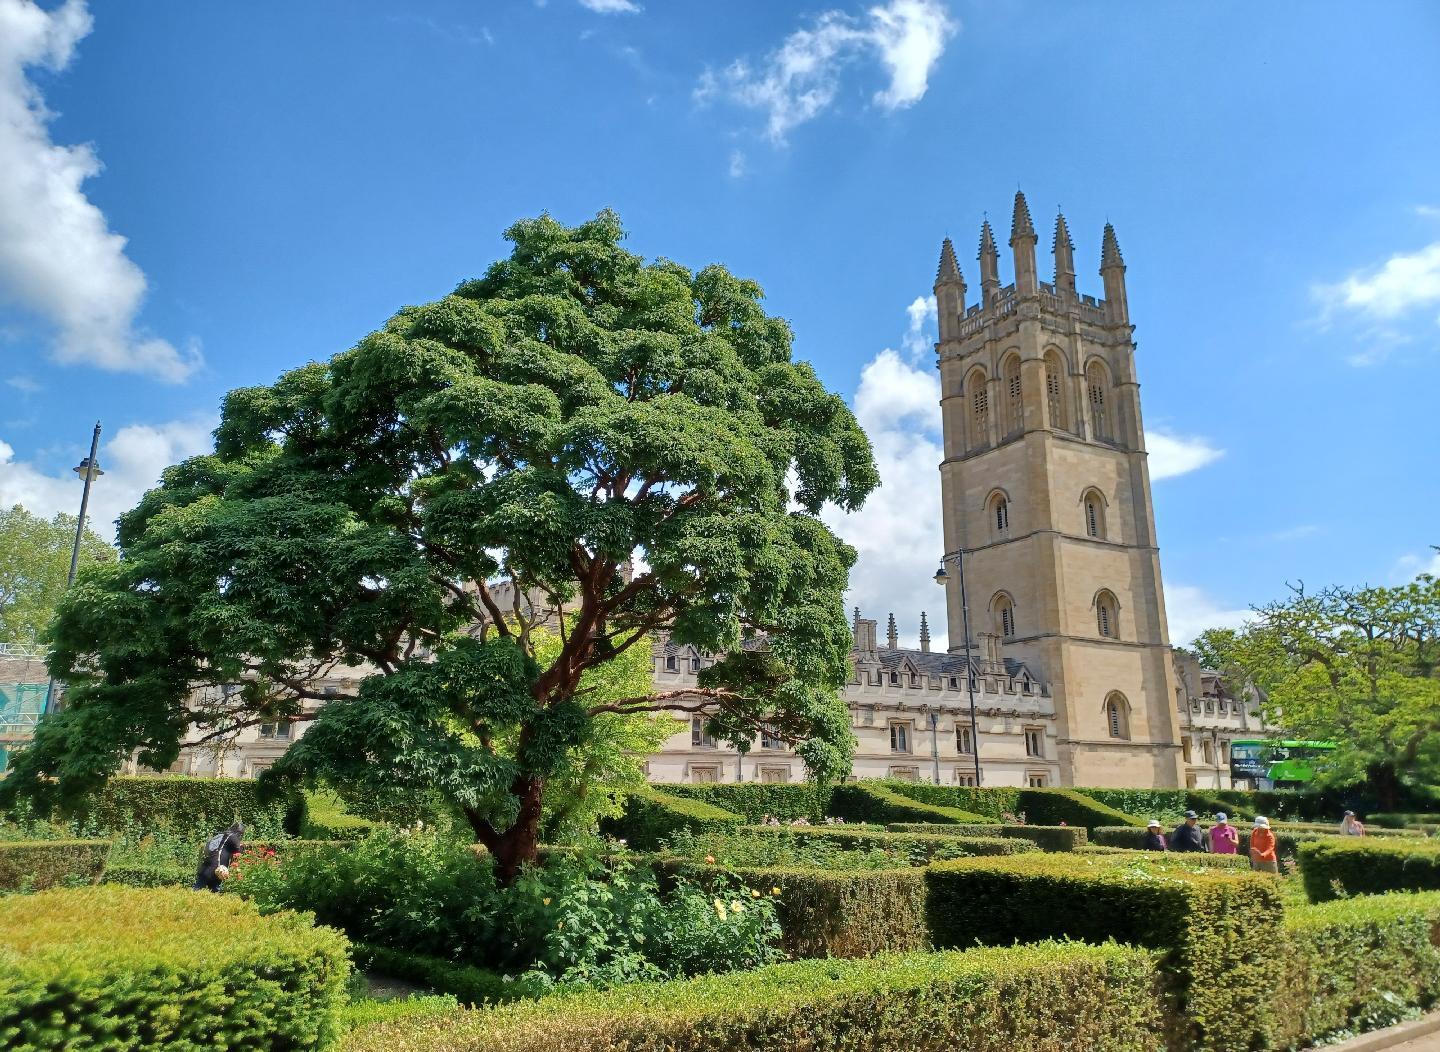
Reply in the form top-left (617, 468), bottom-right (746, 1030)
top-left (0, 504), bottom-right (115, 644)
top-left (827, 782), bottom-right (993, 825)
top-left (659, 825), bottom-right (1033, 872)
top-left (1272, 892), bottom-right (1440, 1048)
top-left (600, 786), bottom-right (744, 850)
top-left (865, 779), bottom-right (1019, 819)
top-left (82, 775), bottom-right (292, 840)
top-left (656, 858), bottom-right (927, 959)
top-left (1074, 787), bottom-right (1190, 820)
top-left (1299, 838), bottom-right (1440, 902)
top-left (886, 822), bottom-right (1089, 852)
top-left (1091, 824), bottom-right (1319, 862)
top-left (925, 853), bottom-right (1284, 1051)
top-left (0, 885), bottom-right (349, 1051)
top-left (1368, 812), bottom-right (1440, 832)
top-left (0, 840), bottom-right (109, 892)
top-left (341, 941), bottom-right (1163, 1052)
top-left (3, 212), bottom-right (878, 879)
top-left (301, 789), bottom-right (382, 840)
top-left (877, 781), bottom-right (1144, 832)
top-left (349, 943), bottom-right (545, 1006)
top-left (339, 993), bottom-right (463, 1034)
top-left (1195, 574), bottom-right (1440, 797)
top-left (653, 782), bottom-right (831, 822)
top-left (228, 830), bottom-right (779, 989)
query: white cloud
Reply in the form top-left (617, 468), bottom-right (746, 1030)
top-left (0, 416), bottom-right (214, 541)
top-left (698, 0), bottom-right (956, 144)
top-left (0, 0), bottom-right (199, 382)
top-left (902, 294), bottom-right (935, 357)
top-left (6, 374), bottom-right (39, 393)
top-left (1147, 428), bottom-right (1224, 481)
top-left (1415, 205), bottom-right (1440, 220)
top-left (1392, 548), bottom-right (1440, 583)
top-left (1164, 584), bottom-right (1251, 648)
top-left (1317, 242), bottom-right (1440, 323)
top-left (728, 149), bottom-right (746, 179)
top-left (578, 0), bottom-right (640, 12)
top-left (825, 301), bottom-right (946, 649)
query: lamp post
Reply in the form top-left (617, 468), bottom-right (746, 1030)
top-left (934, 549), bottom-right (982, 786)
top-left (43, 422), bottom-right (103, 715)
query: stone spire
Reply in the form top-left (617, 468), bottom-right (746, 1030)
top-left (978, 219), bottom-right (1000, 306)
top-left (886, 612), bottom-right (898, 650)
top-left (919, 611), bottom-right (931, 653)
top-left (1010, 190), bottom-right (1038, 296)
top-left (1100, 222), bottom-right (1129, 325)
top-left (1053, 210), bottom-right (1076, 296)
top-left (934, 238), bottom-right (966, 341)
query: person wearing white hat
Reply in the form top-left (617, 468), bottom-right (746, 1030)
top-left (1142, 819), bottom-right (1168, 851)
top-left (1249, 816), bottom-right (1278, 873)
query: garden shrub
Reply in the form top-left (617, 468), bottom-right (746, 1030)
top-left (339, 994), bottom-right (463, 1034)
top-left (1368, 812), bottom-right (1440, 830)
top-left (101, 861), bottom-right (192, 888)
top-left (1074, 787), bottom-right (1189, 820)
top-left (656, 859), bottom-right (927, 959)
top-left (341, 941), bottom-right (1163, 1052)
top-left (750, 825), bottom-right (1035, 859)
top-left (300, 790), bottom-right (381, 840)
top-left (827, 783), bottom-right (991, 825)
top-left (1092, 824), bottom-right (1321, 860)
top-left (600, 786), bottom-right (744, 850)
top-left (0, 840), bottom-right (109, 892)
top-left (350, 943), bottom-right (545, 1005)
top-left (81, 775), bottom-right (294, 840)
top-left (654, 783), bottom-right (831, 822)
top-left (1272, 820), bottom-right (1422, 838)
top-left (886, 822), bottom-right (1088, 851)
top-left (658, 827), bottom-right (1030, 873)
top-left (1299, 838), bottom-right (1440, 902)
top-left (1270, 891), bottom-right (1440, 1048)
top-left (925, 853), bottom-right (1283, 1051)
top-left (0, 885), bottom-right (349, 1051)
top-left (880, 782), bottom-right (1142, 832)
top-left (867, 780), bottom-right (1017, 819)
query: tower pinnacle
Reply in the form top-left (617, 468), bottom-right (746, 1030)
top-left (1053, 210), bottom-right (1076, 295)
top-left (1101, 223), bottom-right (1125, 268)
top-left (1009, 190), bottom-right (1036, 242)
top-left (935, 238), bottom-right (963, 284)
top-left (1009, 190), bottom-right (1039, 295)
top-left (1100, 222), bottom-right (1128, 324)
top-left (919, 611), bottom-right (931, 653)
top-left (886, 612), bottom-right (898, 650)
top-left (978, 220), bottom-right (1000, 306)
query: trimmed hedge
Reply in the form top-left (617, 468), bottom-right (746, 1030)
top-left (1092, 824), bottom-right (1321, 861)
top-left (351, 943), bottom-right (544, 1005)
top-left (886, 822), bottom-right (1088, 852)
top-left (1299, 838), bottom-right (1440, 902)
top-left (0, 885), bottom-right (349, 1050)
top-left (925, 853), bottom-right (1283, 1051)
top-left (744, 825), bottom-right (1036, 860)
top-left (340, 995), bottom-right (463, 1034)
top-left (299, 791), bottom-right (380, 841)
top-left (827, 783), bottom-right (993, 825)
top-left (341, 941), bottom-right (1162, 1052)
top-left (601, 787), bottom-right (744, 850)
top-left (0, 840), bottom-right (109, 892)
top-left (653, 784), bottom-right (831, 823)
top-left (880, 781), bottom-right (1142, 833)
top-left (1272, 891), bottom-right (1440, 1048)
top-left (656, 860), bottom-right (929, 959)
top-left (80, 776), bottom-right (295, 839)
top-left (101, 861), bottom-right (192, 888)
top-left (1272, 820), bottom-right (1423, 839)
top-left (1369, 811), bottom-right (1440, 831)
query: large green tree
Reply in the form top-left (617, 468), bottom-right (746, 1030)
top-left (0, 505), bottom-right (115, 644)
top-left (1197, 565), bottom-right (1440, 807)
top-left (0, 212), bottom-right (877, 879)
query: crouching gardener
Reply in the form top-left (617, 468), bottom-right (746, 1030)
top-left (193, 821), bottom-right (245, 892)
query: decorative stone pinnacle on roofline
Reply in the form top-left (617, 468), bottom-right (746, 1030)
top-left (919, 611), bottom-right (931, 653)
top-left (1101, 222), bottom-right (1125, 269)
top-left (1010, 189), bottom-right (1036, 243)
top-left (935, 238), bottom-right (963, 285)
top-left (886, 612), bottom-right (898, 650)
top-left (979, 219), bottom-right (998, 262)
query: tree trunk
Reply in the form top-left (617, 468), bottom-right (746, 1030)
top-left (476, 774), bottom-right (545, 887)
top-left (1367, 762), bottom-right (1401, 812)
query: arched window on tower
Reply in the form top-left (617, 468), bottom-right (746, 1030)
top-left (1082, 488), bottom-right (1106, 540)
top-left (988, 491), bottom-right (1010, 538)
top-left (993, 594), bottom-right (1016, 640)
top-left (1087, 361), bottom-right (1111, 442)
top-left (1095, 590), bottom-right (1119, 639)
top-left (1002, 355), bottom-right (1023, 437)
top-left (967, 368), bottom-right (990, 451)
top-left (1044, 350), bottom-right (1067, 431)
top-left (1105, 692), bottom-right (1131, 740)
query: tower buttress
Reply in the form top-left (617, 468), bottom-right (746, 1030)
top-left (1101, 223), bottom-right (1129, 325)
top-left (934, 238), bottom-right (966, 342)
top-left (979, 220), bottom-right (1000, 306)
top-left (1010, 190), bottom-right (1038, 296)
top-left (1053, 211), bottom-right (1076, 296)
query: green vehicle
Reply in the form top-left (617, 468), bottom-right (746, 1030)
top-left (1230, 739), bottom-right (1337, 789)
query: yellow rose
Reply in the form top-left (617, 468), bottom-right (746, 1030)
top-left (731, 901), bottom-right (744, 914)
top-left (772, 887), bottom-right (782, 896)
top-left (751, 889), bottom-right (761, 898)
top-left (713, 898), bottom-right (727, 919)
top-left (542, 898), bottom-right (551, 906)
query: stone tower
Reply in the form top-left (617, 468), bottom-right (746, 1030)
top-left (932, 192), bottom-right (1185, 787)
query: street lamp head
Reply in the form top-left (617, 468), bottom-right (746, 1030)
top-left (73, 457), bottom-right (104, 481)
top-left (933, 564), bottom-right (949, 585)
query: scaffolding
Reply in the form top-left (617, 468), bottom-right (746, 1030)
top-left (0, 682), bottom-right (47, 773)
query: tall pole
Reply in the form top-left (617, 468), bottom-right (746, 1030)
top-left (955, 548), bottom-right (983, 786)
top-left (44, 422), bottom-right (102, 716)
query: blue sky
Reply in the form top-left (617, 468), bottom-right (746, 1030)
top-left (1, 0), bottom-right (1438, 647)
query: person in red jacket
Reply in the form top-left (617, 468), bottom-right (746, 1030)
top-left (1249, 816), bottom-right (1278, 874)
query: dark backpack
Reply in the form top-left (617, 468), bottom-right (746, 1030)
top-left (203, 830), bottom-right (227, 864)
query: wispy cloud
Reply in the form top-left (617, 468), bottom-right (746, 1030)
top-left (1416, 205), bottom-right (1440, 220)
top-left (1266, 524), bottom-right (1320, 542)
top-left (1314, 240), bottom-right (1440, 366)
top-left (1147, 428), bottom-right (1224, 481)
top-left (0, 0), bottom-right (200, 382)
top-left (578, 0), bottom-right (641, 13)
top-left (727, 149), bottom-right (746, 179)
top-left (1165, 584), bottom-right (1251, 647)
top-left (697, 0), bottom-right (957, 144)
top-left (1392, 548), bottom-right (1440, 584)
top-left (5, 375), bottom-right (40, 394)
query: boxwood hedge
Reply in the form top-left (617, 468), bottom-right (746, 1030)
top-left (1299, 838), bottom-right (1440, 902)
top-left (80, 776), bottom-right (295, 839)
top-left (350, 943), bottom-right (545, 1005)
top-left (882, 782), bottom-right (1142, 832)
top-left (600, 787), bottom-right (745, 849)
top-left (827, 783), bottom-right (992, 825)
top-left (886, 822), bottom-right (1088, 852)
top-left (0, 885), bottom-right (349, 1051)
top-left (925, 853), bottom-right (1283, 1051)
top-left (0, 840), bottom-right (109, 892)
top-left (653, 784), bottom-right (831, 822)
top-left (341, 941), bottom-right (1163, 1052)
top-left (1271, 891), bottom-right (1440, 1048)
top-left (746, 825), bottom-right (1036, 860)
top-left (1092, 824), bottom-right (1320, 860)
